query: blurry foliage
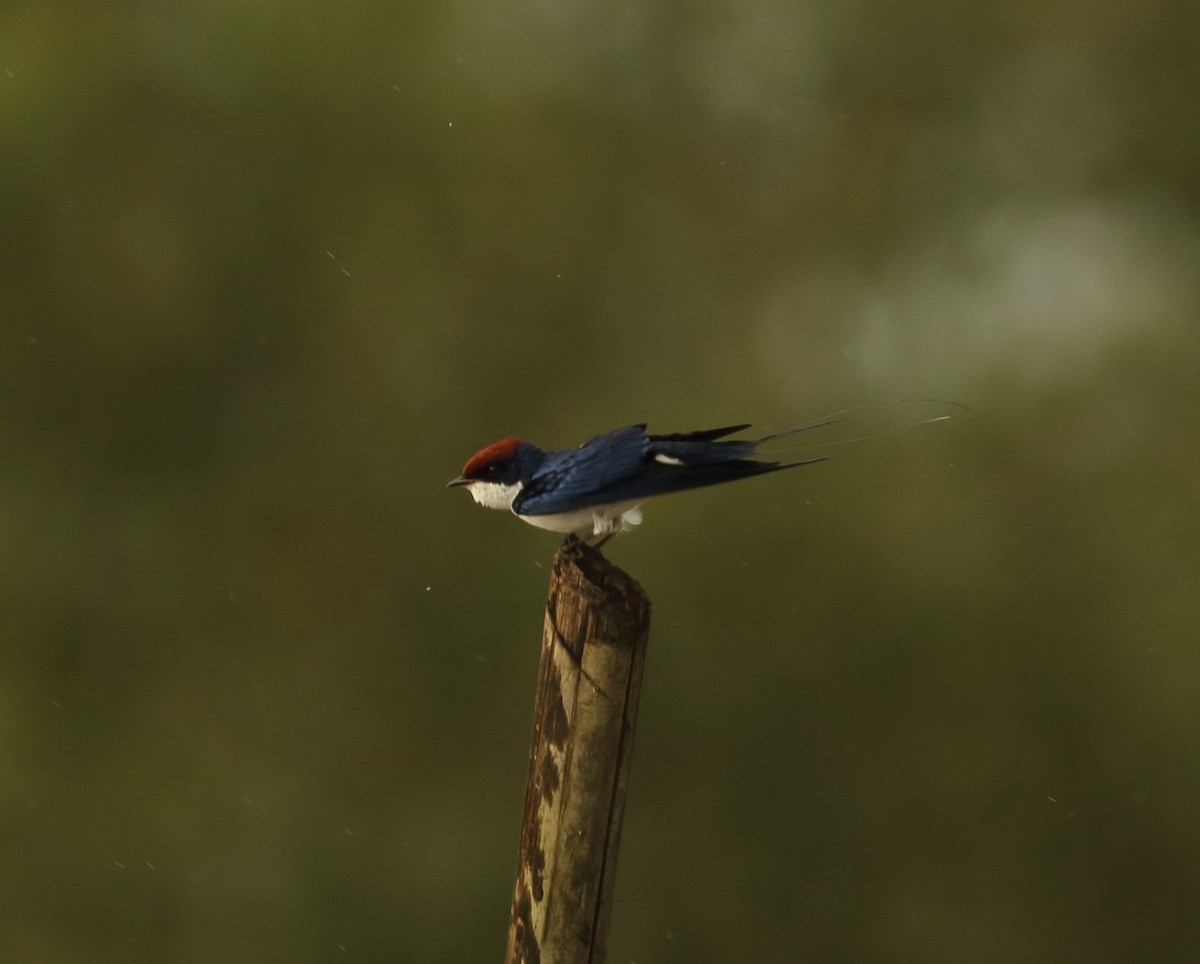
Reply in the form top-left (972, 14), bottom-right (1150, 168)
top-left (1, 0), bottom-right (1198, 961)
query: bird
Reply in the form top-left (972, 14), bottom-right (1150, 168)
top-left (447, 420), bottom-right (835, 545)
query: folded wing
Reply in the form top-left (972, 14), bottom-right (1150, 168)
top-left (514, 424), bottom-right (826, 516)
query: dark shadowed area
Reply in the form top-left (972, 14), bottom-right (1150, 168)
top-left (2, 1), bottom-right (1198, 961)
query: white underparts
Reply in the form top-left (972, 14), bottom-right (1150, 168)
top-left (518, 502), bottom-right (644, 537)
top-left (463, 479), bottom-right (644, 537)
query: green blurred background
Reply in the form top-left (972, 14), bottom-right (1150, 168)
top-left (3, 1), bottom-right (1198, 961)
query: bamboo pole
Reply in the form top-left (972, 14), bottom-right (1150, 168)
top-left (504, 536), bottom-right (652, 964)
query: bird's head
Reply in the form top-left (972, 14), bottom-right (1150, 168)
top-left (447, 437), bottom-right (544, 510)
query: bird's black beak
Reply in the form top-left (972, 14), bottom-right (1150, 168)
top-left (446, 476), bottom-right (471, 488)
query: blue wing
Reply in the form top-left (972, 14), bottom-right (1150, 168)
top-left (514, 424), bottom-right (824, 516)
top-left (514, 425), bottom-right (649, 516)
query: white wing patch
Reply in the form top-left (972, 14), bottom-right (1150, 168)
top-left (653, 453), bottom-right (685, 466)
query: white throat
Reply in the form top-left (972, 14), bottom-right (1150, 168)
top-left (467, 480), bottom-right (522, 511)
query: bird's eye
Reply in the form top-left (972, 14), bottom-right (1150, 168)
top-left (484, 463), bottom-right (503, 479)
